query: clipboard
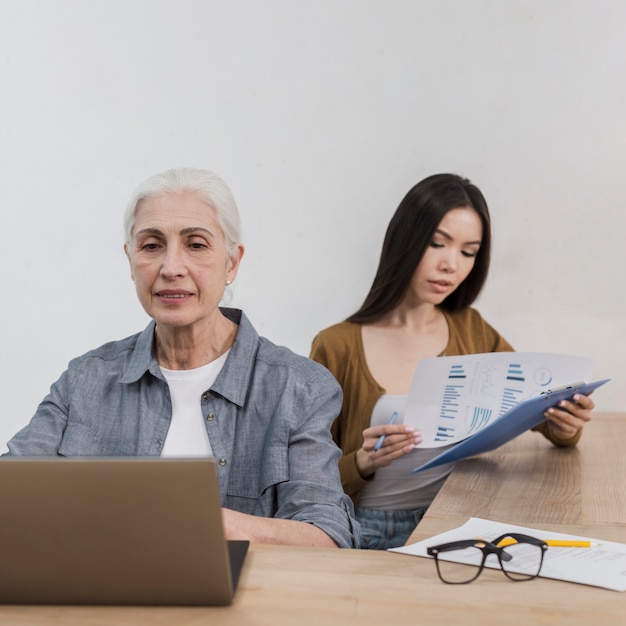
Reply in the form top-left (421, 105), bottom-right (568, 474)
top-left (411, 378), bottom-right (610, 473)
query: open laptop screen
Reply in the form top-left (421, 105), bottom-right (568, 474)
top-left (0, 457), bottom-right (248, 605)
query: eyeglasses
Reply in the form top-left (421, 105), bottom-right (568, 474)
top-left (426, 533), bottom-right (548, 584)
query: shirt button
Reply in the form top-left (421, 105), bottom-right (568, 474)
top-left (218, 458), bottom-right (227, 466)
top-left (206, 413), bottom-right (215, 421)
top-left (202, 392), bottom-right (211, 400)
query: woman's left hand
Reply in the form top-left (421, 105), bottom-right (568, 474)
top-left (544, 393), bottom-right (595, 437)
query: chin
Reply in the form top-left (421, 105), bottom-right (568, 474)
top-left (153, 315), bottom-right (196, 329)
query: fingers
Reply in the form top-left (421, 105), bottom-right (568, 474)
top-left (357, 424), bottom-right (422, 475)
top-left (362, 424), bottom-right (422, 453)
top-left (544, 393), bottom-right (594, 436)
top-left (571, 392), bottom-right (595, 411)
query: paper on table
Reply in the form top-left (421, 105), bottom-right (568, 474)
top-left (405, 352), bottom-right (592, 448)
top-left (390, 517), bottom-right (626, 592)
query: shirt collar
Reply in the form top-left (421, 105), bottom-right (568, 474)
top-left (119, 308), bottom-right (258, 408)
top-left (119, 321), bottom-right (160, 384)
top-left (211, 308), bottom-right (259, 407)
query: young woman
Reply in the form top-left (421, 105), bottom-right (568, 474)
top-left (310, 173), bottom-right (594, 549)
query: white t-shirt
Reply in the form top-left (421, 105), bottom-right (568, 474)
top-left (357, 394), bottom-right (456, 510)
top-left (159, 351), bottom-right (229, 457)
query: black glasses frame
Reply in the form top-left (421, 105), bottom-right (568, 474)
top-left (427, 532), bottom-right (548, 584)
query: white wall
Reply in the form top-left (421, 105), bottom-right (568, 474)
top-left (1, 0), bottom-right (624, 450)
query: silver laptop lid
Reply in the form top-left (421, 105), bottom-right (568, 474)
top-left (0, 457), bottom-right (248, 605)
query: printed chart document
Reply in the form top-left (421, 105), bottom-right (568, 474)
top-left (390, 517), bottom-right (626, 592)
top-left (405, 352), bottom-right (593, 448)
top-left (404, 353), bottom-right (609, 473)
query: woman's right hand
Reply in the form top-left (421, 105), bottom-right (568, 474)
top-left (355, 423), bottom-right (423, 478)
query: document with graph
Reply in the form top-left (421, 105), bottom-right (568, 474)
top-left (404, 352), bottom-right (610, 473)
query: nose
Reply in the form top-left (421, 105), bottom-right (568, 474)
top-left (160, 245), bottom-right (186, 279)
top-left (439, 249), bottom-right (457, 273)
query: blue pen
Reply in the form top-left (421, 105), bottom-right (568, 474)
top-left (374, 411), bottom-right (399, 451)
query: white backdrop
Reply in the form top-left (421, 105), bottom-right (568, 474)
top-left (1, 0), bottom-right (624, 451)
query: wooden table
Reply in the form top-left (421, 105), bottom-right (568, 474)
top-left (409, 410), bottom-right (626, 544)
top-left (1, 413), bottom-right (624, 625)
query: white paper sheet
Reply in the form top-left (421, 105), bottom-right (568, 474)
top-left (405, 352), bottom-right (592, 448)
top-left (390, 517), bottom-right (626, 592)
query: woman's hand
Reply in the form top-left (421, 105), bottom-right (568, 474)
top-left (355, 423), bottom-right (423, 479)
top-left (221, 507), bottom-right (338, 547)
top-left (544, 393), bottom-right (595, 437)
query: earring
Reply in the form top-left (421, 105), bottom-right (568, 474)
top-left (226, 279), bottom-right (232, 285)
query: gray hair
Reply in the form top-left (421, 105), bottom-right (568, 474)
top-left (123, 167), bottom-right (242, 258)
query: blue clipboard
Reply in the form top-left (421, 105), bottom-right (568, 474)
top-left (411, 378), bottom-right (610, 473)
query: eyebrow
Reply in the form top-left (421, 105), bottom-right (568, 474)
top-left (435, 227), bottom-right (482, 246)
top-left (135, 226), bottom-right (216, 239)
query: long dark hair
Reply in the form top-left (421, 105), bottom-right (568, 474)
top-left (347, 173), bottom-right (491, 324)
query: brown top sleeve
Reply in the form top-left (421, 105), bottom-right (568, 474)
top-left (311, 323), bottom-right (383, 500)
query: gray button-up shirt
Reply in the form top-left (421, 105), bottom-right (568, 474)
top-left (6, 308), bottom-right (359, 548)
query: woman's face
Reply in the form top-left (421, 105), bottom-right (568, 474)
top-left (124, 190), bottom-right (243, 331)
top-left (407, 207), bottom-right (483, 307)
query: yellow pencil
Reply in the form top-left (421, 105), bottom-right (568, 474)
top-left (496, 538), bottom-right (599, 548)
top-left (544, 539), bottom-right (600, 548)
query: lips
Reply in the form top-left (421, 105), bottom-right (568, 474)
top-left (155, 290), bottom-right (193, 300)
top-left (428, 279), bottom-right (454, 294)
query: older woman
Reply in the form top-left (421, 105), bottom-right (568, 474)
top-left (6, 167), bottom-right (359, 548)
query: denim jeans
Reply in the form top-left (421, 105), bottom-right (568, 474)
top-left (355, 506), bottom-right (427, 550)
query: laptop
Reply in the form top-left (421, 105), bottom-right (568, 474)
top-left (0, 457), bottom-right (249, 605)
